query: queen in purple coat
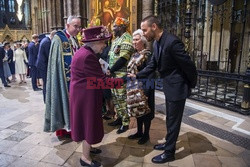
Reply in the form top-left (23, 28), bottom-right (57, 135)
top-left (70, 26), bottom-right (113, 167)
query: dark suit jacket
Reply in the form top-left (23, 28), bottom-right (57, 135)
top-left (7, 49), bottom-right (14, 63)
top-left (137, 31), bottom-right (197, 101)
top-left (28, 41), bottom-right (39, 66)
top-left (0, 47), bottom-right (4, 67)
top-left (36, 37), bottom-right (51, 71)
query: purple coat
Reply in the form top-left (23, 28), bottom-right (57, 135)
top-left (70, 46), bottom-right (105, 144)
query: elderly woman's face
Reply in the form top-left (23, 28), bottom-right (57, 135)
top-left (133, 34), bottom-right (144, 51)
top-left (95, 40), bottom-right (107, 54)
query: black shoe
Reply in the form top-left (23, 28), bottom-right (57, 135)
top-left (154, 143), bottom-right (167, 150)
top-left (128, 133), bottom-right (143, 139)
top-left (138, 136), bottom-right (149, 145)
top-left (34, 88), bottom-right (42, 91)
top-left (64, 133), bottom-right (71, 139)
top-left (116, 125), bottom-right (129, 134)
top-left (4, 84), bottom-right (11, 87)
top-left (102, 115), bottom-right (112, 120)
top-left (152, 152), bottom-right (175, 164)
top-left (80, 159), bottom-right (101, 167)
top-left (90, 148), bottom-right (102, 154)
top-left (108, 118), bottom-right (122, 126)
top-left (57, 134), bottom-right (71, 141)
top-left (6, 78), bottom-right (11, 83)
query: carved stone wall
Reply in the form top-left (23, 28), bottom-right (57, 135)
top-left (30, 0), bottom-right (88, 34)
top-left (0, 0), bottom-right (145, 42)
top-left (0, 25), bottom-right (32, 42)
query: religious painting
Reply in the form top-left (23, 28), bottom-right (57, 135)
top-left (90, 0), bottom-right (137, 32)
top-left (98, 0), bottom-right (130, 31)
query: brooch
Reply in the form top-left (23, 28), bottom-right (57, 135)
top-left (63, 42), bottom-right (70, 50)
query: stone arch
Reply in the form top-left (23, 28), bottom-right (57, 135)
top-left (20, 35), bottom-right (29, 42)
top-left (2, 35), bottom-right (13, 43)
top-left (1, 25), bottom-right (14, 42)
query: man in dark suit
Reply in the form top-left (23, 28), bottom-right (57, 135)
top-left (128, 15), bottom-right (197, 164)
top-left (0, 45), bottom-right (10, 87)
top-left (36, 30), bottom-right (56, 102)
top-left (28, 34), bottom-right (41, 91)
top-left (5, 42), bottom-right (16, 82)
top-left (22, 41), bottom-right (30, 77)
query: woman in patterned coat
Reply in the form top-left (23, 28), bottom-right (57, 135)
top-left (127, 29), bottom-right (155, 144)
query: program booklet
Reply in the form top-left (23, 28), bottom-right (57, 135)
top-left (99, 58), bottom-right (109, 74)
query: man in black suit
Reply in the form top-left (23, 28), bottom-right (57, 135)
top-left (0, 45), bottom-right (10, 87)
top-left (36, 30), bottom-right (56, 102)
top-left (128, 15), bottom-right (197, 164)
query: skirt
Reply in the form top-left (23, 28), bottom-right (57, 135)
top-left (3, 62), bottom-right (11, 78)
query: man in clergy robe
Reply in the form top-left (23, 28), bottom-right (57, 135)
top-left (36, 30), bottom-right (57, 103)
top-left (44, 15), bottom-right (81, 139)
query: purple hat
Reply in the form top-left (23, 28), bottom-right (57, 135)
top-left (82, 26), bottom-right (111, 42)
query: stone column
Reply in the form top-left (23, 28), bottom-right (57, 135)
top-left (74, 0), bottom-right (81, 17)
top-left (47, 0), bottom-right (52, 30)
top-left (63, 0), bottom-right (67, 24)
top-left (38, 0), bottom-right (43, 33)
top-left (142, 0), bottom-right (154, 50)
top-left (80, 0), bottom-right (88, 27)
top-left (67, 0), bottom-right (72, 17)
top-left (55, 0), bottom-right (64, 29)
top-left (142, 0), bottom-right (154, 18)
top-left (42, 0), bottom-right (46, 32)
top-left (51, 0), bottom-right (56, 29)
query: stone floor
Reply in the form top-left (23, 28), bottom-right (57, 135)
top-left (0, 79), bottom-right (250, 167)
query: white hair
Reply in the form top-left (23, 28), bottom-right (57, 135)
top-left (67, 15), bottom-right (80, 24)
top-left (133, 29), bottom-right (147, 46)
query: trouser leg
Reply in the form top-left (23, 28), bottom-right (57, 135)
top-left (111, 87), bottom-right (129, 126)
top-left (31, 66), bottom-right (38, 90)
top-left (136, 117), bottom-right (143, 134)
top-left (164, 99), bottom-right (186, 155)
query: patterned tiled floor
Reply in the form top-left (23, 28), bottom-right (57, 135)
top-left (0, 79), bottom-right (250, 167)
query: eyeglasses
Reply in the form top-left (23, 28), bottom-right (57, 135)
top-left (70, 24), bottom-right (81, 30)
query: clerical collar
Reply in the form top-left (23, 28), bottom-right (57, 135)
top-left (65, 30), bottom-right (72, 39)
